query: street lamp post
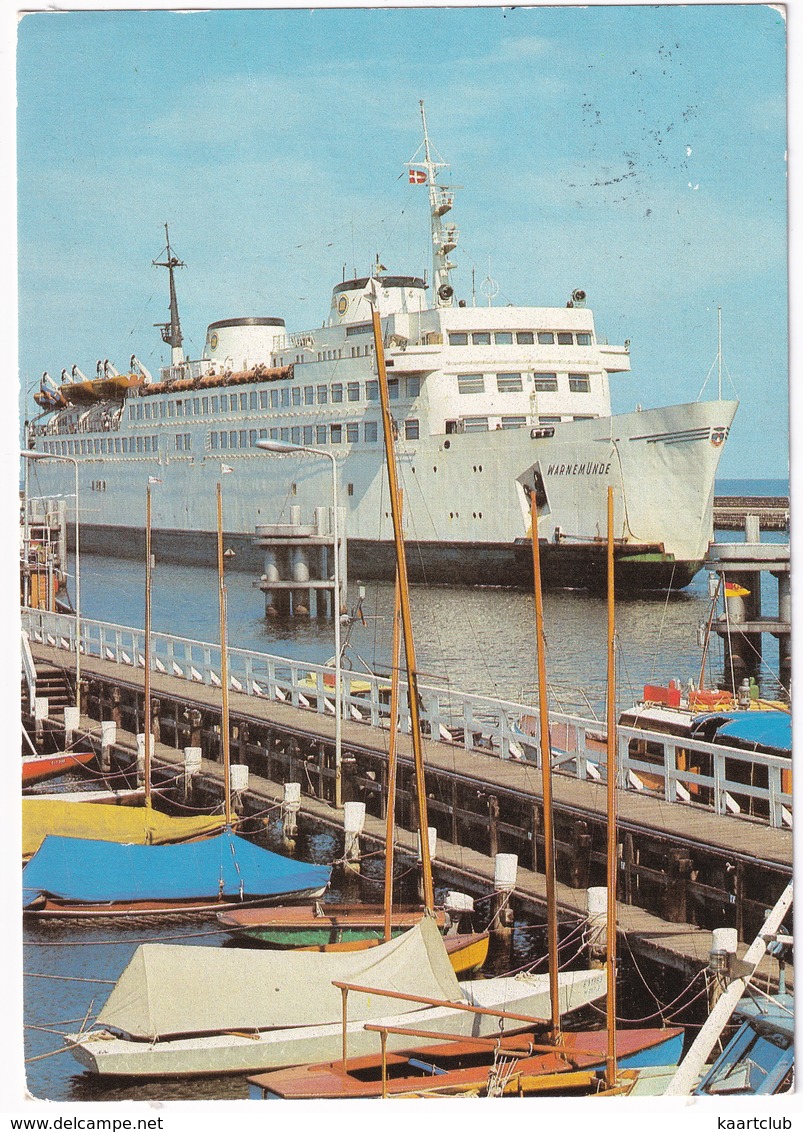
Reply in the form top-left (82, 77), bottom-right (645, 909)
top-left (21, 450), bottom-right (81, 710)
top-left (256, 440), bottom-right (344, 808)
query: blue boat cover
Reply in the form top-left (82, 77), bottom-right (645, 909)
top-left (692, 710), bottom-right (791, 755)
top-left (22, 829), bottom-right (331, 908)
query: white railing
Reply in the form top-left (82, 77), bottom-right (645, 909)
top-left (22, 607), bottom-right (792, 829)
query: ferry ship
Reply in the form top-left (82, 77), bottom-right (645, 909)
top-left (25, 104), bottom-right (737, 594)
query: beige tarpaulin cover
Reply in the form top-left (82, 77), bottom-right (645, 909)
top-left (97, 915), bottom-right (463, 1038)
top-left (22, 799), bottom-right (225, 858)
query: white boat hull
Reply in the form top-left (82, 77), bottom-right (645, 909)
top-left (66, 968), bottom-right (606, 1078)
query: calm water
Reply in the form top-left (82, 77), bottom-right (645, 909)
top-left (23, 485), bottom-right (789, 1103)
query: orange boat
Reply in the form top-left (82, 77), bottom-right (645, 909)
top-left (247, 1024), bottom-right (685, 1099)
top-left (22, 750), bottom-right (95, 785)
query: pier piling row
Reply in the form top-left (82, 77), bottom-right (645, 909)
top-left (25, 639), bottom-right (792, 981)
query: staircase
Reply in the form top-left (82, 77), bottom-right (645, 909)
top-left (26, 661), bottom-right (74, 718)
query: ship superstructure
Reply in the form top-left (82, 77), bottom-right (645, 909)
top-left (25, 105), bottom-right (737, 592)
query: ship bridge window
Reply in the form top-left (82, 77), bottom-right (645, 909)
top-left (238, 393), bottom-right (247, 410)
top-left (270, 389), bottom-right (279, 409)
top-left (573, 414), bottom-right (596, 421)
top-left (539, 415), bottom-right (561, 425)
top-left (517, 331), bottom-right (535, 345)
top-left (303, 425), bottom-right (314, 445)
top-left (317, 385), bottom-right (328, 405)
top-left (537, 332), bottom-right (554, 345)
top-left (406, 376), bottom-right (421, 397)
top-left (577, 332), bottom-right (592, 346)
top-left (501, 416), bottom-right (527, 429)
top-left (259, 390), bottom-right (268, 409)
top-left (534, 373), bottom-right (558, 392)
top-left (569, 374), bottom-right (590, 393)
top-left (557, 332), bottom-right (573, 345)
top-left (291, 427), bottom-right (301, 444)
top-left (194, 397), bottom-right (201, 414)
top-left (316, 425), bottom-right (327, 444)
top-left (211, 433), bottom-right (219, 449)
top-left (472, 332), bottom-right (491, 346)
top-left (458, 374), bottom-right (484, 395)
top-left (364, 421), bottom-right (378, 443)
top-left (331, 424), bottom-right (343, 444)
top-left (405, 419), bottom-right (420, 440)
top-left (463, 417), bottom-right (489, 432)
top-left (345, 321), bottom-right (372, 336)
top-left (347, 381), bottom-right (360, 402)
top-left (292, 387), bottom-right (301, 406)
top-left (497, 372), bottom-right (523, 393)
top-left (304, 386), bottom-right (314, 405)
top-left (448, 332), bottom-right (468, 346)
top-left (176, 401), bottom-right (185, 418)
top-left (388, 378), bottom-right (399, 400)
top-left (239, 429), bottom-right (248, 447)
top-left (332, 383), bottom-right (343, 403)
top-left (281, 389), bottom-right (290, 408)
top-left (346, 422), bottom-right (359, 443)
top-left (219, 432), bottom-right (228, 449)
top-left (281, 427), bottom-right (290, 442)
top-left (203, 396), bottom-right (210, 413)
top-left (495, 332), bottom-right (513, 345)
top-left (366, 380), bottom-right (379, 401)
top-left (250, 392), bottom-right (258, 410)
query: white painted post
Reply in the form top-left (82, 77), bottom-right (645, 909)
top-left (282, 781), bottom-right (302, 842)
top-left (586, 885), bottom-right (608, 967)
top-left (343, 801), bottom-right (366, 864)
top-left (63, 705), bottom-right (80, 744)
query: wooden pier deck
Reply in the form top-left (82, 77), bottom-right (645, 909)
top-left (27, 640), bottom-right (793, 987)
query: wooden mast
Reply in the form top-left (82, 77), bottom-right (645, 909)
top-left (529, 491), bottom-right (561, 1041)
top-left (143, 485), bottom-right (153, 810)
top-left (605, 485), bottom-right (618, 1088)
top-left (217, 481), bottom-right (233, 826)
top-left (367, 285), bottom-right (435, 912)
top-left (383, 489), bottom-right (404, 942)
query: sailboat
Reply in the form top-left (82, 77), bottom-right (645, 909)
top-left (22, 482), bottom-right (332, 916)
top-left (245, 486), bottom-right (687, 1099)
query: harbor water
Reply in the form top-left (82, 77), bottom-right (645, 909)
top-left (23, 481), bottom-right (788, 1101)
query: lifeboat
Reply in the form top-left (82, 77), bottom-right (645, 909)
top-left (59, 372), bottom-right (147, 404)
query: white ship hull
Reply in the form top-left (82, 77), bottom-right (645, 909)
top-left (29, 394), bottom-right (737, 592)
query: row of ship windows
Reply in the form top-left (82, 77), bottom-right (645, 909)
top-left (457, 372), bottom-right (590, 395)
top-left (127, 377), bottom-right (421, 422)
top-left (455, 415), bottom-right (594, 433)
top-left (278, 342), bottom-right (375, 365)
top-left (448, 330), bottom-right (593, 347)
top-left (37, 420), bottom-right (422, 457)
top-left (210, 420), bottom-right (420, 448)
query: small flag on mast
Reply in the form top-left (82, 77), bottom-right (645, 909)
top-left (408, 169), bottom-right (426, 184)
top-left (221, 464), bottom-right (234, 474)
top-left (148, 476), bottom-right (163, 484)
top-left (724, 581), bottom-right (751, 597)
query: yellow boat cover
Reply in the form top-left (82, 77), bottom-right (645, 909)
top-left (22, 799), bottom-right (225, 858)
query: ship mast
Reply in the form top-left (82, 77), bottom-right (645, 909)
top-left (413, 101), bottom-right (458, 308)
top-left (153, 223), bottom-right (185, 366)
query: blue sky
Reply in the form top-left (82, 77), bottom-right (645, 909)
top-left (15, 3), bottom-right (789, 477)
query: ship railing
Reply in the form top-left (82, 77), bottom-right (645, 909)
top-left (21, 607), bottom-right (792, 828)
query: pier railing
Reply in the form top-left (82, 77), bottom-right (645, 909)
top-left (22, 608), bottom-right (792, 829)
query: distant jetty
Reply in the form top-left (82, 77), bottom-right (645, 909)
top-left (714, 495), bottom-right (789, 532)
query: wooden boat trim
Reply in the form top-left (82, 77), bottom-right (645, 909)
top-left (333, 979), bottom-right (548, 1027)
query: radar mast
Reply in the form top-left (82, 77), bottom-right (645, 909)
top-left (409, 101), bottom-right (459, 308)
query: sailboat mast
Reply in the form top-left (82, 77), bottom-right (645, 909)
top-left (143, 486), bottom-right (153, 808)
top-left (383, 495), bottom-right (404, 942)
top-left (605, 485), bottom-right (619, 1088)
top-left (368, 296), bottom-right (435, 912)
top-left (153, 223), bottom-right (185, 367)
top-left (529, 491), bottom-right (561, 1040)
top-left (217, 482), bottom-right (233, 826)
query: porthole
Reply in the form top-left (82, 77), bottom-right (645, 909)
top-left (444, 440), bottom-right (451, 450)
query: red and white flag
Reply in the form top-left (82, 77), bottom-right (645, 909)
top-left (408, 169), bottom-right (426, 184)
top-left (221, 464), bottom-right (234, 475)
